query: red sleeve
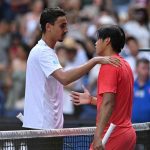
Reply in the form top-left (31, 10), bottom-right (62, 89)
top-left (97, 65), bottom-right (118, 95)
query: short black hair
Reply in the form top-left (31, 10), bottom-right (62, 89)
top-left (97, 25), bottom-right (125, 53)
top-left (40, 7), bottom-right (66, 33)
top-left (136, 58), bottom-right (149, 67)
top-left (20, 42), bottom-right (31, 57)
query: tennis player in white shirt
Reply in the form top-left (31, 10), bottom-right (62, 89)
top-left (22, 7), bottom-right (120, 150)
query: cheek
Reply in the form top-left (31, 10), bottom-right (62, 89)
top-left (54, 27), bottom-right (62, 34)
top-left (97, 44), bottom-right (102, 51)
top-left (144, 69), bottom-right (149, 75)
top-left (96, 46), bottom-right (101, 55)
top-left (58, 30), bottom-right (64, 36)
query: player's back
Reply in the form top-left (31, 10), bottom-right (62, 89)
top-left (110, 54), bottom-right (134, 127)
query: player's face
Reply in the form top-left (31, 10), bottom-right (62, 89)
top-left (50, 16), bottom-right (68, 42)
top-left (137, 62), bottom-right (149, 79)
top-left (95, 38), bottom-right (105, 56)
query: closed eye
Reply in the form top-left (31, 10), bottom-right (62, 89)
top-left (60, 23), bottom-right (67, 29)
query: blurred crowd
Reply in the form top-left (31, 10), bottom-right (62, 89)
top-left (0, 0), bottom-right (150, 124)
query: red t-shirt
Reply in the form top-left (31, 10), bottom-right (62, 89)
top-left (97, 54), bottom-right (134, 137)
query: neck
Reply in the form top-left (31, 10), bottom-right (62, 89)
top-left (103, 47), bottom-right (117, 56)
top-left (42, 34), bottom-right (56, 49)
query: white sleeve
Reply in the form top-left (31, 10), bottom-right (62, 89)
top-left (39, 49), bottom-right (62, 78)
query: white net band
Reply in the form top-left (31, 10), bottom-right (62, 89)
top-left (0, 122), bottom-right (150, 140)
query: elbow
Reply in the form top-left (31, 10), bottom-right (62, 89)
top-left (103, 100), bottom-right (115, 111)
top-left (53, 70), bottom-right (70, 86)
top-left (109, 100), bottom-right (115, 108)
top-left (110, 102), bottom-right (115, 111)
top-left (102, 93), bottom-right (115, 110)
top-left (52, 69), bottom-right (72, 86)
top-left (59, 72), bottom-right (72, 85)
top-left (59, 77), bottom-right (70, 86)
top-left (61, 80), bottom-right (69, 86)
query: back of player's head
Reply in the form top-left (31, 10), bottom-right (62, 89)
top-left (40, 7), bottom-right (66, 33)
top-left (97, 25), bottom-right (125, 53)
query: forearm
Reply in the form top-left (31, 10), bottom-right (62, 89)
top-left (95, 103), bottom-right (114, 139)
top-left (95, 93), bottom-right (115, 139)
top-left (53, 56), bottom-right (119, 85)
top-left (61, 58), bottom-right (97, 85)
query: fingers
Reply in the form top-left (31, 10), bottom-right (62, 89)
top-left (70, 91), bottom-right (80, 105)
top-left (70, 94), bottom-right (79, 101)
top-left (109, 57), bottom-right (121, 67)
top-left (71, 91), bottom-right (80, 96)
top-left (110, 57), bottom-right (120, 64)
top-left (109, 61), bottom-right (118, 67)
top-left (71, 101), bottom-right (80, 106)
top-left (70, 98), bottom-right (80, 105)
top-left (109, 57), bottom-right (120, 63)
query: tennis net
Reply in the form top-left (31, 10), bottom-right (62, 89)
top-left (0, 122), bottom-right (150, 150)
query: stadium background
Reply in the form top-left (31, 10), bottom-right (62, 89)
top-left (0, 0), bottom-right (150, 149)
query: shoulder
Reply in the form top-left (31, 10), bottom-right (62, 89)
top-left (100, 64), bottom-right (118, 72)
top-left (28, 45), bottom-right (54, 62)
top-left (34, 41), bottom-right (54, 55)
top-left (37, 40), bottom-right (55, 53)
top-left (99, 64), bottom-right (118, 79)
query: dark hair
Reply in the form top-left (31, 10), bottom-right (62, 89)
top-left (19, 42), bottom-right (31, 57)
top-left (134, 8), bottom-right (149, 25)
top-left (97, 25), bottom-right (125, 53)
top-left (40, 7), bottom-right (66, 33)
top-left (136, 58), bottom-right (149, 67)
top-left (126, 36), bottom-right (138, 44)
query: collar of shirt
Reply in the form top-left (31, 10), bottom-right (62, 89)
top-left (134, 79), bottom-right (150, 89)
top-left (38, 39), bottom-right (47, 46)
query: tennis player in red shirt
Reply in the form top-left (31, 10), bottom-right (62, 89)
top-left (71, 25), bottom-right (136, 150)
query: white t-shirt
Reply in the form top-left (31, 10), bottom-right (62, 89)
top-left (23, 39), bottom-right (64, 129)
top-left (125, 56), bottom-right (137, 79)
top-left (123, 21), bottom-right (150, 48)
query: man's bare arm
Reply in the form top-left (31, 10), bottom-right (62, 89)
top-left (52, 57), bottom-right (120, 85)
top-left (92, 93), bottom-right (115, 149)
top-left (52, 58), bottom-right (97, 85)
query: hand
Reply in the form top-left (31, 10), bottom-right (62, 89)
top-left (70, 85), bottom-right (91, 105)
top-left (94, 56), bottom-right (121, 67)
top-left (92, 137), bottom-right (104, 150)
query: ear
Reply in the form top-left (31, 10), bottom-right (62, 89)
top-left (45, 23), bottom-right (51, 32)
top-left (105, 37), bottom-right (111, 45)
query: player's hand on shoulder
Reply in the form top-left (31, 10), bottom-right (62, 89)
top-left (94, 56), bottom-right (121, 67)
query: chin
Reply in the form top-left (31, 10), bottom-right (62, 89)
top-left (58, 37), bottom-right (65, 42)
top-left (58, 39), bottom-right (63, 42)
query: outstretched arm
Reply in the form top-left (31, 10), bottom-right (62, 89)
top-left (52, 56), bottom-right (120, 85)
